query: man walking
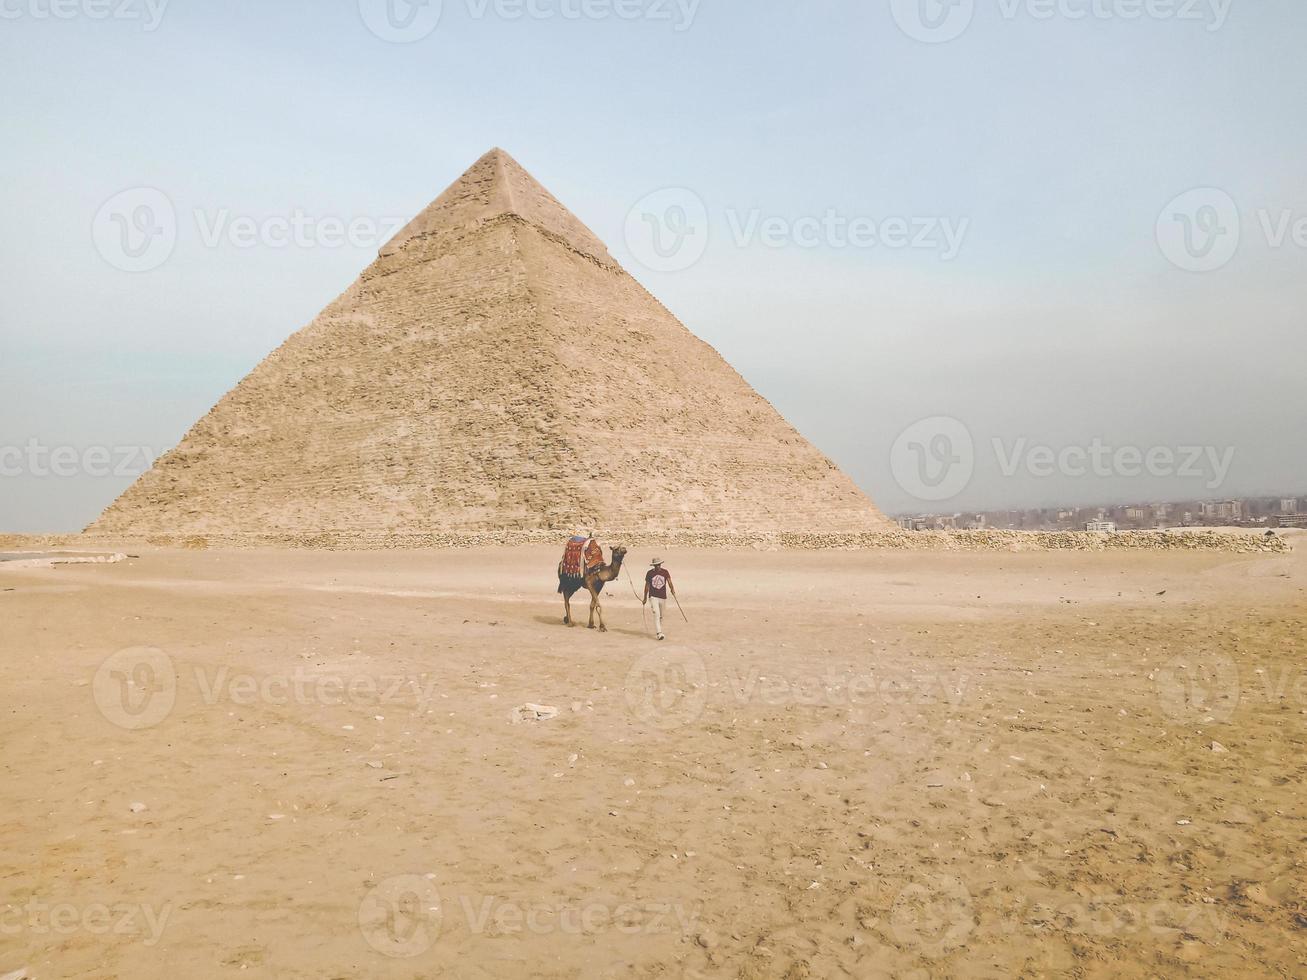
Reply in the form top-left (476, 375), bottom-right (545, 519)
top-left (642, 558), bottom-right (676, 641)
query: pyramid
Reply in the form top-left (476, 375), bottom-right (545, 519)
top-left (90, 149), bottom-right (889, 541)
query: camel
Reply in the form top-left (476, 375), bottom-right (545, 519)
top-left (558, 545), bottom-right (627, 632)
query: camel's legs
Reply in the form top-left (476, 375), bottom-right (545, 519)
top-left (587, 585), bottom-right (606, 632)
top-left (563, 591), bottom-right (574, 626)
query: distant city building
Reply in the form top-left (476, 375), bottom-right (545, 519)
top-left (1201, 500), bottom-right (1243, 521)
top-left (900, 495), bottom-right (1303, 533)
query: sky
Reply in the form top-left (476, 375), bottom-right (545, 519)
top-left (2, 0), bottom-right (1305, 531)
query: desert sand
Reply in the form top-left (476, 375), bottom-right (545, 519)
top-left (2, 538), bottom-right (1305, 978)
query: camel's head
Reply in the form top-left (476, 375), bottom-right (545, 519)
top-left (610, 545), bottom-right (628, 562)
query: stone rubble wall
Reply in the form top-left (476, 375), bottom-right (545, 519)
top-left (5, 528), bottom-right (1285, 554)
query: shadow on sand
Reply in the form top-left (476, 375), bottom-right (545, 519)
top-left (530, 614), bottom-right (649, 639)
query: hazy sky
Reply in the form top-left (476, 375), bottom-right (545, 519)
top-left (2, 0), bottom-right (1305, 531)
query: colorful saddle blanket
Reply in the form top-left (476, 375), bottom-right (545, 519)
top-left (560, 536), bottom-right (604, 578)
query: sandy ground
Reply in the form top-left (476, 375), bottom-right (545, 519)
top-left (1, 542), bottom-right (1305, 979)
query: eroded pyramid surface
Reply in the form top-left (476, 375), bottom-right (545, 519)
top-left (90, 149), bottom-right (889, 540)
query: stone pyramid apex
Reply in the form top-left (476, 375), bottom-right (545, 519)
top-left (90, 151), bottom-right (888, 542)
top-left (379, 147), bottom-right (613, 265)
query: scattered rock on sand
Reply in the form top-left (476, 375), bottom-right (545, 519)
top-left (129, 802), bottom-right (147, 813)
top-left (512, 703), bottom-right (560, 724)
top-left (1237, 882), bottom-right (1276, 907)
